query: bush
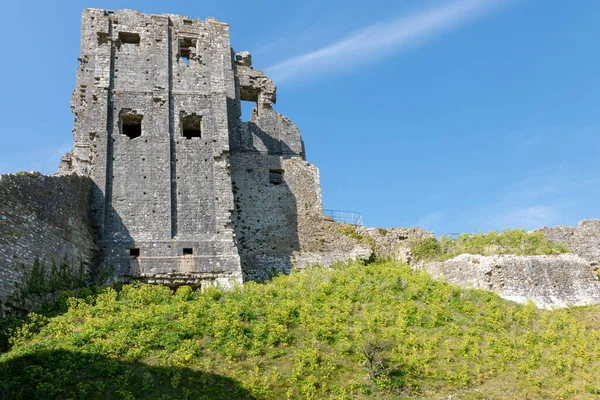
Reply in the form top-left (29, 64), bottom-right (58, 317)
top-left (411, 237), bottom-right (442, 262)
top-left (1, 260), bottom-right (599, 399)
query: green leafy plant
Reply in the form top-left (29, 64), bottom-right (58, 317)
top-left (1, 260), bottom-right (599, 399)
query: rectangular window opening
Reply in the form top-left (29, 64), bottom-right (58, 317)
top-left (269, 169), bottom-right (283, 185)
top-left (129, 248), bottom-right (140, 257)
top-left (183, 19), bottom-right (193, 25)
top-left (118, 31), bottom-right (140, 44)
top-left (123, 123), bottom-right (141, 139)
top-left (241, 100), bottom-right (256, 122)
top-left (181, 113), bottom-right (202, 139)
top-left (183, 248), bottom-right (193, 255)
top-left (178, 37), bottom-right (197, 64)
top-left (120, 110), bottom-right (143, 139)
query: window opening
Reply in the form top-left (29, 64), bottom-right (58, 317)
top-left (129, 248), bottom-right (140, 257)
top-left (181, 113), bottom-right (202, 139)
top-left (120, 110), bottom-right (143, 139)
top-left (183, 248), bottom-right (193, 255)
top-left (118, 32), bottom-right (140, 44)
top-left (178, 37), bottom-right (197, 64)
top-left (269, 169), bottom-right (283, 185)
top-left (241, 100), bottom-right (256, 122)
top-left (183, 19), bottom-right (193, 25)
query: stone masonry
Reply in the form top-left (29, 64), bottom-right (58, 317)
top-left (57, 9), bottom-right (244, 287)
top-left (422, 254), bottom-right (600, 309)
top-left (55, 9), bottom-right (371, 286)
top-left (537, 220), bottom-right (600, 264)
top-left (0, 173), bottom-right (97, 313)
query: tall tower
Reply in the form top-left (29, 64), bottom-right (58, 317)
top-left (59, 9), bottom-right (352, 285)
top-left (60, 9), bottom-right (242, 286)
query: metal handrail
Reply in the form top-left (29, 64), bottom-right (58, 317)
top-left (323, 209), bottom-right (363, 226)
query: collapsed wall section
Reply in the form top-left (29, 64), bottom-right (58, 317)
top-left (0, 173), bottom-right (97, 314)
top-left (229, 53), bottom-right (373, 280)
top-left (537, 220), bottom-right (600, 264)
top-left (423, 254), bottom-right (600, 309)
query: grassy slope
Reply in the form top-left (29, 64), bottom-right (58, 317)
top-left (1, 261), bottom-right (600, 399)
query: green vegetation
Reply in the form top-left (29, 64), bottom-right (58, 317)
top-left (411, 229), bottom-right (569, 262)
top-left (20, 258), bottom-right (89, 296)
top-left (4, 257), bottom-right (112, 316)
top-left (377, 228), bottom-right (388, 236)
top-left (14, 171), bottom-right (42, 177)
top-left (337, 224), bottom-right (375, 249)
top-left (2, 260), bottom-right (600, 399)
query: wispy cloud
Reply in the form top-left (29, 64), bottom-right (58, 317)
top-left (266, 0), bottom-right (510, 83)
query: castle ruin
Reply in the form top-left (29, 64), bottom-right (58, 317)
top-left (2, 9), bottom-right (600, 313)
top-left (54, 9), bottom-right (374, 287)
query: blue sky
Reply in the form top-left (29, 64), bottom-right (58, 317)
top-left (0, 0), bottom-right (598, 235)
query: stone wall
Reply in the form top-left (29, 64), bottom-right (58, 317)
top-left (0, 173), bottom-right (97, 314)
top-left (229, 53), bottom-right (382, 280)
top-left (230, 151), bottom-right (376, 280)
top-left (357, 227), bottom-right (434, 263)
top-left (537, 220), bottom-right (600, 264)
top-left (422, 254), bottom-right (600, 309)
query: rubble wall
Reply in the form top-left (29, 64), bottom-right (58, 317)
top-left (229, 55), bottom-right (375, 280)
top-left (422, 254), bottom-right (600, 309)
top-left (0, 173), bottom-right (97, 312)
top-left (537, 220), bottom-right (600, 264)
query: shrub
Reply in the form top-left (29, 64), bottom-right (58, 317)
top-left (1, 260), bottom-right (599, 399)
top-left (411, 237), bottom-right (442, 262)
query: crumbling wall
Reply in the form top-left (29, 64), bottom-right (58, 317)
top-left (537, 220), bottom-right (600, 264)
top-left (422, 254), bottom-right (600, 309)
top-left (0, 173), bottom-right (97, 313)
top-left (229, 52), bottom-right (374, 280)
top-left (417, 221), bottom-right (600, 308)
top-left (356, 227), bottom-right (434, 262)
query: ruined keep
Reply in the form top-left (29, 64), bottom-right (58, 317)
top-left (6, 8), bottom-right (595, 313)
top-left (1, 8), bottom-right (405, 309)
top-left (54, 9), bottom-right (374, 288)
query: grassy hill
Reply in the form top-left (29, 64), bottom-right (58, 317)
top-left (1, 260), bottom-right (600, 399)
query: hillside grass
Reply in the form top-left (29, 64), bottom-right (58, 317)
top-left (411, 229), bottom-right (569, 263)
top-left (1, 260), bottom-right (600, 399)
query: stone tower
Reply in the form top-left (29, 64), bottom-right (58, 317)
top-left (58, 9), bottom-right (330, 286)
top-left (59, 9), bottom-right (245, 286)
